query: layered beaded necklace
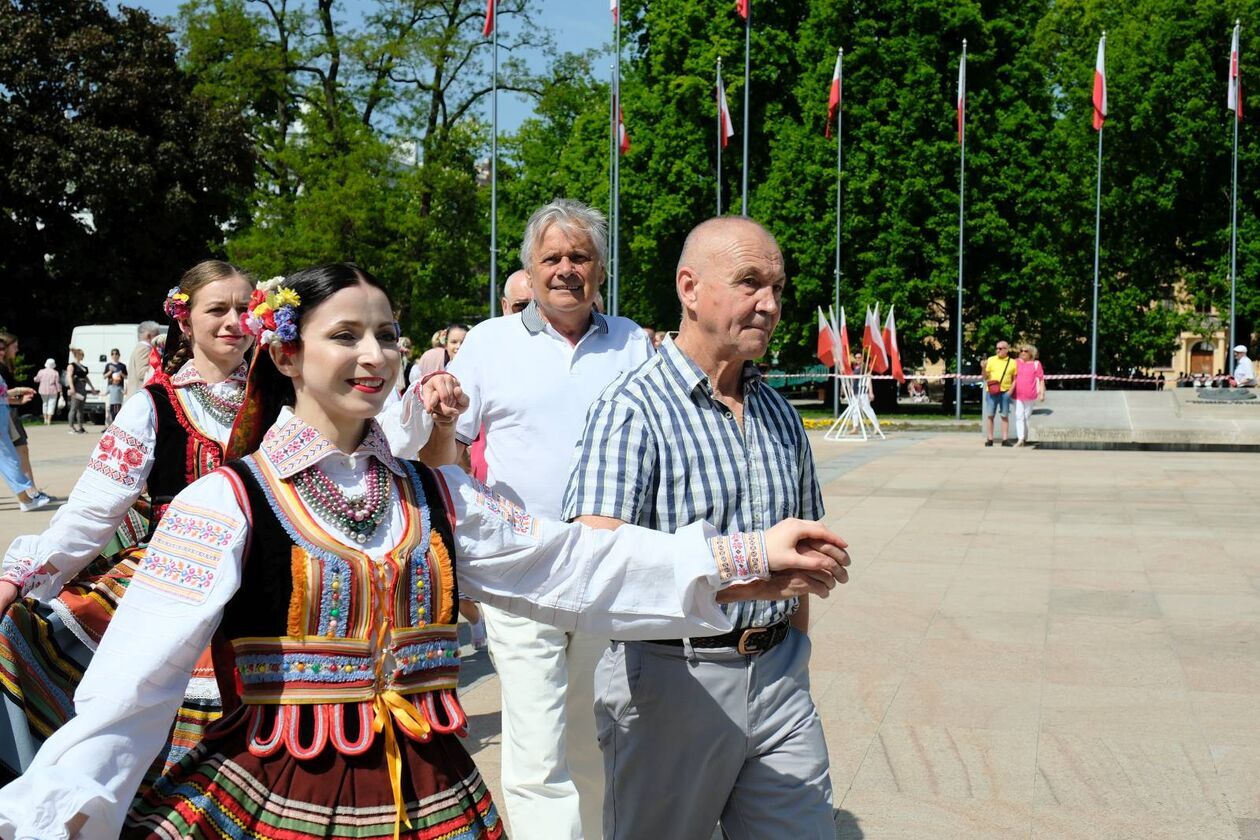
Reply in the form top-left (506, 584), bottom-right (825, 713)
top-left (291, 459), bottom-right (392, 544)
top-left (183, 381), bottom-right (246, 428)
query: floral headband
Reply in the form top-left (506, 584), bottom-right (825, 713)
top-left (163, 287), bottom-right (191, 321)
top-left (241, 276), bottom-right (302, 349)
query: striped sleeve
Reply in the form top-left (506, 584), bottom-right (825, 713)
top-left (562, 393), bottom-right (656, 524)
top-left (797, 419), bottom-right (825, 521)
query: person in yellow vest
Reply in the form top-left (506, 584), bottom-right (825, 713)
top-left (983, 340), bottom-right (1017, 446)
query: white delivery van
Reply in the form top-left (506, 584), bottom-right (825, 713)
top-left (67, 324), bottom-right (144, 423)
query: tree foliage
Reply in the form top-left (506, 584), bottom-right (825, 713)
top-left (505, 0), bottom-right (1260, 375)
top-left (0, 0), bottom-right (253, 363)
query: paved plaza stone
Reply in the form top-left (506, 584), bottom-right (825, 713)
top-left (2, 422), bottom-right (1259, 838)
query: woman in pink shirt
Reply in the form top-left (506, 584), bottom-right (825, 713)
top-left (32, 361), bottom-right (61, 425)
top-left (1012, 344), bottom-right (1046, 446)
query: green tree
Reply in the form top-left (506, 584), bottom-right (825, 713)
top-left (0, 0), bottom-right (253, 362)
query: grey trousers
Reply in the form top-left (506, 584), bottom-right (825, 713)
top-left (595, 628), bottom-right (834, 840)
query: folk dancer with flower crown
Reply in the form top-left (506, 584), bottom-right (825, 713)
top-left (0, 263), bottom-right (850, 840)
top-left (0, 263), bottom-right (444, 782)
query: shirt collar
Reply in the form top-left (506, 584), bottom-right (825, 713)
top-left (259, 407), bottom-right (406, 479)
top-left (520, 299), bottom-right (609, 338)
top-left (658, 336), bottom-right (762, 400)
top-left (170, 360), bottom-right (249, 388)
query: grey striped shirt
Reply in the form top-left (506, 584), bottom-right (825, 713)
top-left (562, 337), bottom-right (824, 630)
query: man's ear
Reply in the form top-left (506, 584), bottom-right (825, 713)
top-left (677, 266), bottom-right (700, 313)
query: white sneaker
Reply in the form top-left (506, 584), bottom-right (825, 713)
top-left (18, 492), bottom-right (51, 512)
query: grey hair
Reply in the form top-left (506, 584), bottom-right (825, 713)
top-left (1021, 343), bottom-right (1039, 360)
top-left (138, 320), bottom-right (161, 339)
top-left (520, 199), bottom-right (608, 274)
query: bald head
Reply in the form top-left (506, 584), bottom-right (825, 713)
top-left (500, 269), bottom-right (534, 316)
top-left (674, 216), bottom-right (786, 364)
top-left (676, 216), bottom-right (780, 279)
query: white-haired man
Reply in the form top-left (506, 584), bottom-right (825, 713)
top-left (500, 269), bottom-right (534, 315)
top-left (1233, 345), bottom-right (1256, 387)
top-left (125, 321), bottom-right (161, 397)
top-left (434, 199), bottom-right (652, 838)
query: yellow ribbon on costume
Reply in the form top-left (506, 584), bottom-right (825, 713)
top-left (372, 690), bottom-right (434, 840)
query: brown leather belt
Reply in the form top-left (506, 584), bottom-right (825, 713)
top-left (648, 620), bottom-right (790, 655)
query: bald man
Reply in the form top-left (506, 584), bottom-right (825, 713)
top-left (500, 269), bottom-right (533, 315)
top-left (564, 217), bottom-right (839, 839)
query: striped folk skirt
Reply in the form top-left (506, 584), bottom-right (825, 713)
top-left (124, 705), bottom-right (505, 840)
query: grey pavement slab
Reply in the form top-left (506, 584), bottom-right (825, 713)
top-left (3, 425), bottom-right (1259, 838)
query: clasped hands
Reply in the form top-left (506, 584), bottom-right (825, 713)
top-left (717, 519), bottom-right (851, 603)
top-left (419, 372), bottom-right (469, 427)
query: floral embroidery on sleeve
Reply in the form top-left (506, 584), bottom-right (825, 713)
top-left (470, 478), bottom-right (539, 538)
top-left (135, 501), bottom-right (243, 604)
top-left (0, 556), bottom-right (47, 597)
top-left (86, 427), bottom-right (151, 489)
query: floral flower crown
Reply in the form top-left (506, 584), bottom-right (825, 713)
top-left (163, 287), bottom-right (191, 321)
top-left (241, 276), bottom-right (302, 349)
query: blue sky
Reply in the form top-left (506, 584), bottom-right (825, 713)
top-left (122, 0), bottom-right (609, 132)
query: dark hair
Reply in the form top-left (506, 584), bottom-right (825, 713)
top-left (163, 260), bottom-right (252, 375)
top-left (247, 263), bottom-right (391, 439)
top-left (445, 323), bottom-right (470, 336)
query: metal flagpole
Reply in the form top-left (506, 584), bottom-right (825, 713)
top-left (717, 57), bottom-right (723, 215)
top-left (1090, 125), bottom-right (1103, 390)
top-left (741, 4), bottom-right (750, 216)
top-left (489, 0), bottom-right (498, 318)
top-left (833, 48), bottom-right (843, 418)
top-left (612, 9), bottom-right (622, 317)
top-left (609, 59), bottom-right (616, 292)
top-left (955, 41), bottom-right (966, 419)
top-left (1230, 21), bottom-right (1241, 357)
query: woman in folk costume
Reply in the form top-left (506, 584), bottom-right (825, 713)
top-left (0, 263), bottom-right (440, 780)
top-left (0, 263), bottom-right (849, 840)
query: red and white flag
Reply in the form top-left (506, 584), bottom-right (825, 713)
top-left (882, 306), bottom-right (905, 383)
top-left (718, 74), bottom-right (735, 148)
top-left (610, 0), bottom-right (618, 24)
top-left (736, 0), bottom-right (749, 20)
top-left (1093, 33), bottom-right (1107, 131)
top-left (1229, 22), bottom-right (1243, 121)
top-left (833, 306), bottom-right (852, 374)
top-left (618, 104), bottom-right (630, 154)
top-left (863, 305), bottom-right (889, 373)
top-left (816, 307), bottom-right (836, 368)
top-left (482, 0), bottom-right (494, 37)
top-left (825, 50), bottom-right (842, 138)
top-left (957, 45), bottom-right (967, 144)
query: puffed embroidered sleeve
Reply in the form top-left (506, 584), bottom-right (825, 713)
top-left (438, 466), bottom-right (768, 639)
top-left (377, 380), bottom-right (435, 460)
top-left (0, 471), bottom-right (247, 840)
top-left (0, 391), bottom-right (159, 601)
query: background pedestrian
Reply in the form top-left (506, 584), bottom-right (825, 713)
top-left (33, 360), bottom-right (60, 425)
top-left (1012, 343), bottom-right (1046, 446)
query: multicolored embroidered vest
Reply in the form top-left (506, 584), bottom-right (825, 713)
top-left (217, 454), bottom-right (466, 762)
top-left (145, 377), bottom-right (226, 530)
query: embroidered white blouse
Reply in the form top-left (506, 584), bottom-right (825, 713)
top-left (0, 364), bottom-right (433, 602)
top-left (0, 410), bottom-right (764, 839)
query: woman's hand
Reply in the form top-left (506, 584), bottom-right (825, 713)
top-left (7, 386), bottom-right (34, 404)
top-left (0, 582), bottom-right (19, 618)
top-left (717, 520), bottom-right (850, 603)
top-left (420, 373), bottom-right (469, 427)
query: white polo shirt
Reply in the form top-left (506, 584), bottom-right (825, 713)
top-left (449, 300), bottom-right (653, 520)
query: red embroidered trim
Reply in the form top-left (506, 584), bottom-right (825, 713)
top-left (151, 371), bottom-right (225, 483)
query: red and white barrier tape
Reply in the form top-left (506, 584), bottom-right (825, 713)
top-left (762, 372), bottom-right (1176, 385)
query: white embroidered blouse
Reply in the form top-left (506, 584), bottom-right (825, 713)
top-left (0, 363), bottom-right (434, 602)
top-left (0, 409), bottom-right (765, 839)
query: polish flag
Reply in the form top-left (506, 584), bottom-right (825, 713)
top-left (718, 75), bottom-right (735, 148)
top-left (957, 46), bottom-right (967, 144)
top-left (863, 305), bottom-right (889, 374)
top-left (1229, 22), bottom-right (1243, 121)
top-left (736, 0), bottom-right (748, 20)
top-left (610, 0), bottom-right (618, 23)
top-left (482, 0), bottom-right (494, 37)
top-left (882, 306), bottom-right (905, 383)
top-left (816, 308), bottom-right (836, 368)
top-left (618, 105), bottom-right (630, 154)
top-left (825, 50), bottom-right (842, 138)
top-left (1093, 33), bottom-right (1107, 131)
top-left (833, 306), bottom-right (852, 374)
